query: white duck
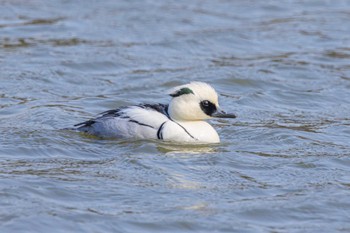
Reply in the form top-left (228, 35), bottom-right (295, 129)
top-left (75, 82), bottom-right (236, 143)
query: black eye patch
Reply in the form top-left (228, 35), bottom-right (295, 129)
top-left (200, 100), bottom-right (217, 116)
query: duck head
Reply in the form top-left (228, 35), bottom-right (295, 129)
top-left (168, 82), bottom-right (236, 121)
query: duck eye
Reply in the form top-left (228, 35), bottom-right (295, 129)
top-left (200, 100), bottom-right (217, 116)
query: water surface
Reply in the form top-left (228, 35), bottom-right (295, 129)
top-left (1, 1), bottom-right (350, 232)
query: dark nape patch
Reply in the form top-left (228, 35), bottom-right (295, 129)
top-left (170, 87), bottom-right (194, 97)
top-left (200, 100), bottom-right (217, 116)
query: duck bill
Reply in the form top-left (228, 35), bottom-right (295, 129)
top-left (212, 110), bottom-right (236, 118)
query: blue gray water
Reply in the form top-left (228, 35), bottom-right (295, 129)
top-left (1, 1), bottom-right (350, 232)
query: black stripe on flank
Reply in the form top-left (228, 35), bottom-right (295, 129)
top-left (74, 120), bottom-right (96, 127)
top-left (129, 119), bottom-right (154, 129)
top-left (157, 121), bottom-right (166, 140)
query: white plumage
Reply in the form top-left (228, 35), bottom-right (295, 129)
top-left (75, 82), bottom-right (236, 143)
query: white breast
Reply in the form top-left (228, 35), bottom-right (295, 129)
top-left (161, 120), bottom-right (220, 143)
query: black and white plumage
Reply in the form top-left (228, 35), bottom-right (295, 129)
top-left (74, 82), bottom-right (236, 143)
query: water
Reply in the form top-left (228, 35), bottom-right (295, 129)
top-left (1, 0), bottom-right (350, 232)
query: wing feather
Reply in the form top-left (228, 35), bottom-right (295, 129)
top-left (75, 104), bottom-right (170, 139)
